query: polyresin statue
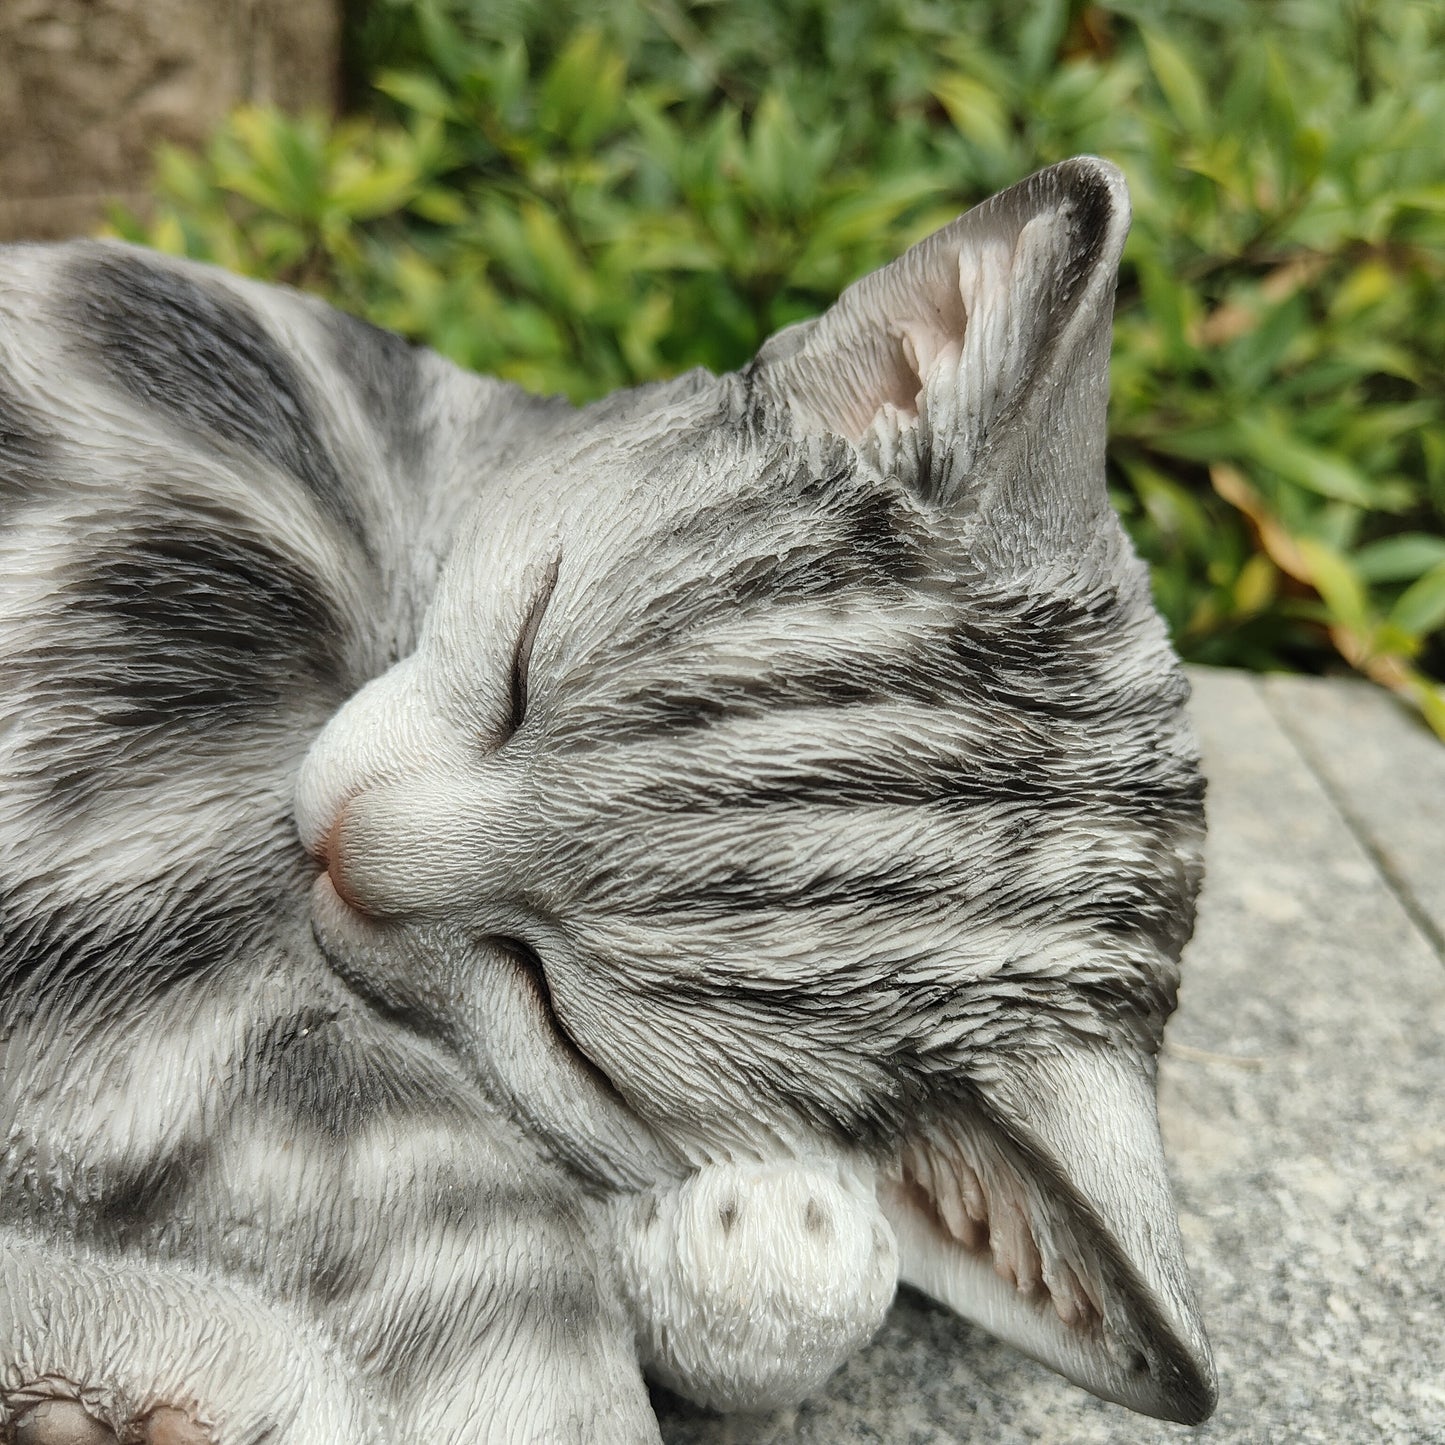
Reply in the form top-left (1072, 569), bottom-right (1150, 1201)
top-left (0, 158), bottom-right (1214, 1442)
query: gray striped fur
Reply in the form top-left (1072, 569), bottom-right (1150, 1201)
top-left (0, 160), bottom-right (1212, 1441)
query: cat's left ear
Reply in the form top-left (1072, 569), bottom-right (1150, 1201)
top-left (881, 1041), bottom-right (1215, 1424)
top-left (753, 157), bottom-right (1128, 559)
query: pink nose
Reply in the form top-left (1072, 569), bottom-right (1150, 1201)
top-left (317, 807), bottom-right (372, 916)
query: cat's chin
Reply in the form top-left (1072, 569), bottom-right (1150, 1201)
top-left (308, 870), bottom-right (427, 1025)
top-left (307, 873), bottom-right (676, 1189)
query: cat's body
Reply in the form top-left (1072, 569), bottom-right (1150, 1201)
top-left (0, 160), bottom-right (1215, 1443)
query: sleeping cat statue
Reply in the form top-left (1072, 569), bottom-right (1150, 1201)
top-left (0, 157), bottom-right (1214, 1442)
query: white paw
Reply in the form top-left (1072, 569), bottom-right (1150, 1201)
top-left (616, 1159), bottom-right (897, 1411)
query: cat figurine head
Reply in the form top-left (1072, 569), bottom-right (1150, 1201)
top-left (296, 158), bottom-right (1214, 1423)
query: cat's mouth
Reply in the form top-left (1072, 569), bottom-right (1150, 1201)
top-left (308, 871), bottom-right (429, 1029)
top-left (308, 872), bottom-right (669, 1188)
top-left (309, 872), bottom-right (600, 1081)
top-left (479, 930), bottom-right (638, 1113)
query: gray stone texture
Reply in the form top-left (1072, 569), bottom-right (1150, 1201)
top-left (658, 667), bottom-right (1445, 1444)
top-left (1261, 671), bottom-right (1445, 958)
top-left (0, 0), bottom-right (341, 241)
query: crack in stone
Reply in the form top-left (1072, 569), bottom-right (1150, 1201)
top-left (1260, 678), bottom-right (1445, 969)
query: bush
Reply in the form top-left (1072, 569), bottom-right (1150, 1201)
top-left (111, 0), bottom-right (1445, 734)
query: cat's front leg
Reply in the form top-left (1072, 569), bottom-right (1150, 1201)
top-left (362, 1292), bottom-right (663, 1445)
top-left (303, 1196), bottom-right (663, 1445)
top-left (0, 1228), bottom-right (380, 1445)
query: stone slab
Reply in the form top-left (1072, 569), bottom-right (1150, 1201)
top-left (657, 668), bottom-right (1445, 1444)
top-left (0, 0), bottom-right (341, 242)
top-left (1260, 672), bottom-right (1445, 961)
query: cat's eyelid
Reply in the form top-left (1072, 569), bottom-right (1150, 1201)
top-left (508, 554), bottom-right (561, 735)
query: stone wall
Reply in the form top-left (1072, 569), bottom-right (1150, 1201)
top-left (0, 0), bottom-right (341, 241)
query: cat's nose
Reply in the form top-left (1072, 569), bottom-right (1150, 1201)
top-left (318, 809), bottom-right (372, 916)
top-left (296, 655), bottom-right (529, 918)
top-left (295, 655), bottom-right (437, 863)
top-left (313, 772), bottom-right (525, 920)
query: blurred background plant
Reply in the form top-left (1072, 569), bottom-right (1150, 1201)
top-left (110, 0), bottom-right (1445, 733)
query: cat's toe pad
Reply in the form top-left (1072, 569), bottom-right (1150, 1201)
top-left (11, 1398), bottom-right (117, 1445)
top-left (7, 1398), bottom-right (210, 1445)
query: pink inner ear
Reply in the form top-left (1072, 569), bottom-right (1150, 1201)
top-left (890, 1125), bottom-right (1103, 1331)
top-left (883, 321), bottom-right (966, 426)
top-left (820, 252), bottom-right (978, 441)
top-left (771, 214), bottom-right (1055, 452)
top-left (872, 329), bottom-right (928, 423)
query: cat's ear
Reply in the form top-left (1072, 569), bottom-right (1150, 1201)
top-left (880, 1041), bottom-right (1216, 1424)
top-left (754, 157), bottom-right (1128, 559)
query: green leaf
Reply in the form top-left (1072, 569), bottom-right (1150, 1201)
top-left (376, 70), bottom-right (454, 120)
top-left (537, 30), bottom-right (626, 150)
top-left (413, 0), bottom-right (470, 84)
top-left (1396, 184), bottom-right (1445, 213)
top-left (1402, 671), bottom-right (1445, 742)
top-left (1354, 535), bottom-right (1445, 584)
top-left (1297, 539), bottom-right (1369, 631)
top-left (1390, 562), bottom-right (1445, 638)
top-left (1233, 553), bottom-right (1279, 616)
top-left (932, 74), bottom-right (1012, 155)
top-left (1142, 31), bottom-right (1209, 135)
top-left (329, 156), bottom-right (421, 219)
top-left (1222, 292), bottom-right (1308, 393)
top-left (1016, 0), bottom-right (1070, 86)
top-left (1233, 415), bottom-right (1387, 509)
top-left (411, 186), bottom-right (469, 225)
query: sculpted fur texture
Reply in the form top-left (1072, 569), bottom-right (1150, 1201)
top-left (0, 159), bottom-right (1214, 1442)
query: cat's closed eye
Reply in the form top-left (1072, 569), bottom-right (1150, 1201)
top-left (507, 558), bottom-right (560, 737)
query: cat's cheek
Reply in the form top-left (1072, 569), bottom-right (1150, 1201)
top-left (615, 1161), bottom-right (898, 1412)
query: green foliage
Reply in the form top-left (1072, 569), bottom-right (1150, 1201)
top-left (111, 0), bottom-right (1445, 733)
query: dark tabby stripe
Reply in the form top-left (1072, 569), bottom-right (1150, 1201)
top-left (572, 468), bottom-right (931, 655)
top-left (64, 509), bottom-right (350, 719)
top-left (92, 1141), bottom-right (210, 1246)
top-left (236, 1007), bottom-right (475, 1142)
top-left (633, 863), bottom-right (945, 919)
top-left (321, 309), bottom-right (428, 472)
top-left (0, 377), bottom-right (57, 517)
top-left (0, 872), bottom-right (295, 1004)
top-left (621, 731), bottom-right (1202, 819)
top-left (609, 810), bottom-right (1195, 936)
top-left (66, 249), bottom-right (367, 545)
top-left (15, 516), bottom-right (350, 822)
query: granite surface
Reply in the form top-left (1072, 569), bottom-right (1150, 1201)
top-left (1260, 671), bottom-right (1445, 956)
top-left (656, 667), bottom-right (1445, 1445)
